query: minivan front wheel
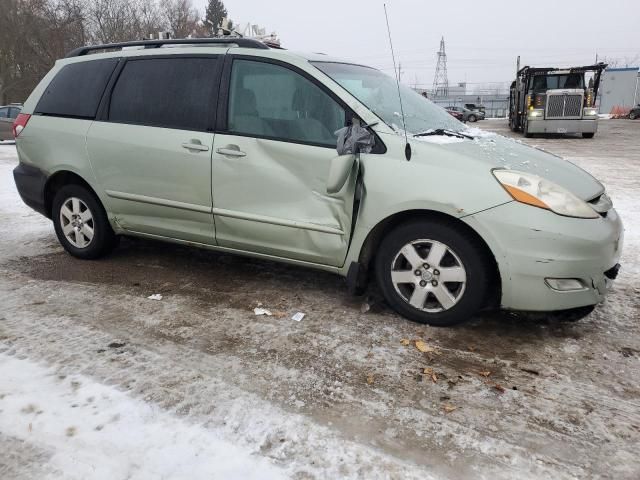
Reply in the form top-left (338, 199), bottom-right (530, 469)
top-left (53, 184), bottom-right (117, 259)
top-left (375, 221), bottom-right (490, 326)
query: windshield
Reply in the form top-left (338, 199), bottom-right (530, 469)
top-left (313, 62), bottom-right (464, 135)
top-left (530, 73), bottom-right (585, 92)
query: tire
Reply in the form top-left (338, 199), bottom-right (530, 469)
top-left (523, 118), bottom-right (533, 138)
top-left (582, 133), bottom-right (595, 139)
top-left (468, 114), bottom-right (477, 123)
top-left (52, 184), bottom-right (117, 259)
top-left (375, 220), bottom-right (491, 326)
top-left (630, 112), bottom-right (638, 120)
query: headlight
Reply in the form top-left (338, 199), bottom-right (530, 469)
top-left (583, 107), bottom-right (598, 117)
top-left (528, 109), bottom-right (544, 118)
top-left (493, 170), bottom-right (599, 219)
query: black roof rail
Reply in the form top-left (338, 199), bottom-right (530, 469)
top-left (65, 37), bottom-right (269, 58)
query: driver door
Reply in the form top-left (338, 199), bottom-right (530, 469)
top-left (211, 56), bottom-right (357, 267)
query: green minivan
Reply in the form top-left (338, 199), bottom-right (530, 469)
top-left (12, 38), bottom-right (623, 326)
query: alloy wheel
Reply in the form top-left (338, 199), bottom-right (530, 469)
top-left (390, 239), bottom-right (467, 313)
top-left (59, 197), bottom-right (94, 248)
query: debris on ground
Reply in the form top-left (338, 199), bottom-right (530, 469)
top-left (442, 403), bottom-right (457, 414)
top-left (366, 374), bottom-right (375, 385)
top-left (291, 312), bottom-right (305, 322)
top-left (478, 370), bottom-right (492, 377)
top-left (147, 294), bottom-right (163, 301)
top-left (400, 338), bottom-right (410, 346)
top-left (415, 340), bottom-right (439, 355)
top-left (253, 307), bottom-right (272, 316)
top-left (492, 383), bottom-right (506, 394)
top-left (360, 302), bottom-right (371, 313)
top-left (520, 367), bottom-right (540, 375)
top-left (423, 367), bottom-right (438, 383)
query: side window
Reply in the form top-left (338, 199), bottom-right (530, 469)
top-left (35, 59), bottom-right (118, 118)
top-left (9, 108), bottom-right (21, 119)
top-left (0, 108), bottom-right (8, 118)
top-left (228, 59), bottom-right (346, 147)
top-left (109, 57), bottom-right (220, 131)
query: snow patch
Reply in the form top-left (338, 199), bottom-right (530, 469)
top-left (0, 353), bottom-right (286, 480)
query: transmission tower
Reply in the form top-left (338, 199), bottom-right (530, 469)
top-left (432, 36), bottom-right (449, 97)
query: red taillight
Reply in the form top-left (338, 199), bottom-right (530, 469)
top-left (13, 113), bottom-right (31, 138)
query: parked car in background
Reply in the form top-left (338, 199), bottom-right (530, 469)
top-left (630, 105), bottom-right (640, 120)
top-left (0, 104), bottom-right (22, 140)
top-left (446, 106), bottom-right (485, 122)
top-left (12, 38), bottom-right (623, 326)
top-left (465, 103), bottom-right (486, 115)
top-left (444, 107), bottom-right (464, 121)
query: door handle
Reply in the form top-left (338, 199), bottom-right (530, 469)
top-left (216, 145), bottom-right (246, 158)
top-left (181, 140), bottom-right (210, 152)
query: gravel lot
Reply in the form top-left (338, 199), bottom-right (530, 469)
top-left (1, 119), bottom-right (639, 479)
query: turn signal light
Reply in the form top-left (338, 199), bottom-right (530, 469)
top-left (12, 113), bottom-right (31, 138)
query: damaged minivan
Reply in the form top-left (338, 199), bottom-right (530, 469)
top-left (13, 38), bottom-right (623, 326)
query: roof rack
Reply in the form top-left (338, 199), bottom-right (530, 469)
top-left (65, 37), bottom-right (269, 58)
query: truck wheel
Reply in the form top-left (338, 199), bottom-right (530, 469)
top-left (468, 114), bottom-right (477, 123)
top-left (375, 220), bottom-right (491, 326)
top-left (582, 133), bottom-right (595, 139)
top-left (522, 117), bottom-right (533, 138)
top-left (52, 184), bottom-right (118, 259)
top-left (629, 112), bottom-right (637, 120)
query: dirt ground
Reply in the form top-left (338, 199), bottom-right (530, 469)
top-left (1, 120), bottom-right (639, 479)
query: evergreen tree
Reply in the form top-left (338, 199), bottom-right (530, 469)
top-left (204, 0), bottom-right (227, 35)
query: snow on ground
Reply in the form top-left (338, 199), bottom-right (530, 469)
top-left (1, 120), bottom-right (640, 480)
top-left (0, 353), bottom-right (285, 480)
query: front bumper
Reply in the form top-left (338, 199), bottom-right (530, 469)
top-left (465, 201), bottom-right (624, 311)
top-left (527, 118), bottom-right (597, 134)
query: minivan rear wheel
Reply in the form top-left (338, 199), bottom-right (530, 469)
top-left (375, 220), bottom-right (491, 326)
top-left (52, 184), bottom-right (117, 259)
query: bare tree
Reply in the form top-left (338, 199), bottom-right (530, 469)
top-left (83, 0), bottom-right (166, 44)
top-left (164, 0), bottom-right (200, 38)
top-left (0, 0), bottom-right (88, 103)
top-left (600, 54), bottom-right (640, 69)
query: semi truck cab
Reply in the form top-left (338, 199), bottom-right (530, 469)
top-left (509, 63), bottom-right (607, 138)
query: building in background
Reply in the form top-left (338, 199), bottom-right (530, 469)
top-left (599, 67), bottom-right (640, 114)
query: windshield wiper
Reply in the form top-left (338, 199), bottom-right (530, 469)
top-left (413, 128), bottom-right (475, 140)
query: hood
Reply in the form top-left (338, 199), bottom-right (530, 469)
top-left (411, 129), bottom-right (604, 201)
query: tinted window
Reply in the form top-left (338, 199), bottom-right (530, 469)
top-left (228, 60), bottom-right (345, 147)
top-left (0, 108), bottom-right (8, 118)
top-left (9, 108), bottom-right (21, 119)
top-left (109, 57), bottom-right (220, 131)
top-left (35, 59), bottom-right (118, 118)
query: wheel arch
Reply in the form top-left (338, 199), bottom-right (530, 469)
top-left (44, 170), bottom-right (99, 219)
top-left (356, 209), bottom-right (502, 308)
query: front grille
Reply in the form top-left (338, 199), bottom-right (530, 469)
top-left (546, 93), bottom-right (583, 119)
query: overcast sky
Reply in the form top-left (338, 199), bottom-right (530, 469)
top-left (193, 0), bottom-right (639, 91)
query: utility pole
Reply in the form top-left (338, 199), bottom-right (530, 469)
top-left (398, 62), bottom-right (402, 83)
top-left (432, 37), bottom-right (449, 97)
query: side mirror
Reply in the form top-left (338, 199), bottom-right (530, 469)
top-left (326, 154), bottom-right (356, 194)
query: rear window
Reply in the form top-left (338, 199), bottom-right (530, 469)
top-left (35, 59), bottom-right (118, 119)
top-left (108, 57), bottom-right (220, 131)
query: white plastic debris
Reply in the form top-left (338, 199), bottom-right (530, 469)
top-left (254, 307), bottom-right (272, 316)
top-left (147, 294), bottom-right (163, 301)
top-left (291, 312), bottom-right (305, 322)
